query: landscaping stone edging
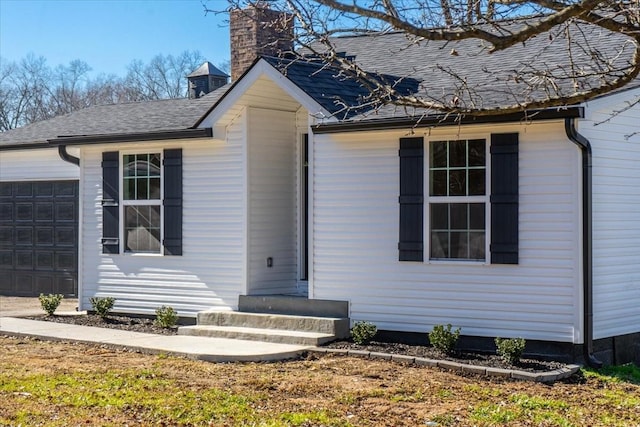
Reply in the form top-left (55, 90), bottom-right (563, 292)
top-left (310, 348), bottom-right (581, 383)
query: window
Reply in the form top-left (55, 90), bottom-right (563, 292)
top-left (122, 153), bottom-right (162, 253)
top-left (428, 139), bottom-right (487, 261)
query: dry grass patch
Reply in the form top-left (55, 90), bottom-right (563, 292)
top-left (1, 336), bottom-right (638, 426)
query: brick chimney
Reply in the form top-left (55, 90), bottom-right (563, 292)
top-left (229, 4), bottom-right (294, 81)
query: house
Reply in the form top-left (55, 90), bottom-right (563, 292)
top-left (1, 6), bottom-right (638, 365)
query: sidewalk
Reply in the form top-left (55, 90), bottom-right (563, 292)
top-left (0, 297), bottom-right (311, 362)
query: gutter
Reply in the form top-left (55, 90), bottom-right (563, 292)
top-left (57, 145), bottom-right (80, 166)
top-left (2, 128), bottom-right (212, 152)
top-left (47, 127), bottom-right (213, 145)
top-left (312, 107), bottom-right (583, 134)
top-left (564, 118), bottom-right (603, 369)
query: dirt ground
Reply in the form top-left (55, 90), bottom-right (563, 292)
top-left (0, 296), bottom-right (79, 317)
top-left (1, 335), bottom-right (639, 426)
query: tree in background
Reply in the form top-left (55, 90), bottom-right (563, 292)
top-left (123, 51), bottom-right (207, 101)
top-left (218, 0), bottom-right (639, 118)
top-left (0, 50), bottom-right (224, 131)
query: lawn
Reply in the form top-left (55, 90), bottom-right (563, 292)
top-left (1, 336), bottom-right (638, 426)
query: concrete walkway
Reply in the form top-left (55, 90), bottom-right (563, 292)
top-left (0, 317), bottom-right (311, 362)
top-left (0, 297), bottom-right (311, 362)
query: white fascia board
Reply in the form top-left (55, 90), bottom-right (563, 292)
top-left (197, 59), bottom-right (335, 130)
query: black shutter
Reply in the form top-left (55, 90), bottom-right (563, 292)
top-left (490, 133), bottom-right (519, 264)
top-left (398, 137), bottom-right (424, 261)
top-left (101, 151), bottom-right (120, 254)
top-left (163, 148), bottom-right (183, 255)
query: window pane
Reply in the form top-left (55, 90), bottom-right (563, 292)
top-left (123, 155), bottom-right (136, 177)
top-left (469, 203), bottom-right (485, 230)
top-left (124, 205), bottom-right (161, 253)
top-left (431, 170), bottom-right (448, 196)
top-left (450, 203), bottom-right (467, 230)
top-left (136, 178), bottom-right (148, 200)
top-left (430, 231), bottom-right (449, 258)
top-left (468, 139), bottom-right (485, 167)
top-left (449, 169), bottom-right (466, 196)
top-left (468, 169), bottom-right (485, 195)
top-left (149, 178), bottom-right (161, 199)
top-left (123, 178), bottom-right (136, 200)
top-left (430, 141), bottom-right (447, 168)
top-left (450, 231), bottom-right (467, 258)
top-left (149, 154), bottom-right (161, 177)
top-left (430, 203), bottom-right (448, 230)
top-left (449, 140), bottom-right (466, 167)
top-left (469, 232), bottom-right (485, 259)
top-left (136, 153), bottom-right (148, 171)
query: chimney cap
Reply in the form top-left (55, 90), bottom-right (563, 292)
top-left (187, 61), bottom-right (229, 78)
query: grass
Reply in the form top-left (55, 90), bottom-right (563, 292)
top-left (583, 362), bottom-right (640, 384)
top-left (1, 337), bottom-right (639, 427)
top-left (0, 366), bottom-right (346, 426)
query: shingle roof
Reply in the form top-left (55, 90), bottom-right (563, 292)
top-left (263, 56), bottom-right (420, 120)
top-left (293, 21), bottom-right (640, 122)
top-left (2, 20), bottom-right (638, 147)
top-left (187, 62), bottom-right (229, 78)
top-left (0, 85), bottom-right (230, 147)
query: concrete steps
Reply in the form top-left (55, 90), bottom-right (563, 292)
top-left (178, 324), bottom-right (337, 346)
top-left (239, 295), bottom-right (349, 318)
top-left (178, 296), bottom-right (350, 346)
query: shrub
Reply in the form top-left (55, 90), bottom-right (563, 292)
top-left (495, 337), bottom-right (526, 364)
top-left (89, 296), bottom-right (115, 318)
top-left (351, 321), bottom-right (377, 345)
top-left (39, 293), bottom-right (64, 316)
top-left (428, 324), bottom-right (461, 355)
top-left (155, 306), bottom-right (178, 328)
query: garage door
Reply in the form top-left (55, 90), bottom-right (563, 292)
top-left (0, 181), bottom-right (78, 297)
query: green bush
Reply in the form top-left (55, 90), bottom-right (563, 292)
top-left (155, 306), bottom-right (178, 328)
top-left (495, 337), bottom-right (526, 364)
top-left (428, 324), bottom-right (461, 355)
top-left (89, 296), bottom-right (116, 318)
top-left (39, 293), bottom-right (64, 316)
top-left (351, 321), bottom-right (377, 345)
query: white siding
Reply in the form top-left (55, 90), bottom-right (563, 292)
top-left (80, 123), bottom-right (246, 317)
top-left (581, 88), bottom-right (640, 340)
top-left (312, 121), bottom-right (583, 342)
top-left (0, 148), bottom-right (79, 181)
top-left (246, 108), bottom-right (298, 294)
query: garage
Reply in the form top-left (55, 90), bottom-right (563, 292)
top-left (0, 180), bottom-right (79, 297)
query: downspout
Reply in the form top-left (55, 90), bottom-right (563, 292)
top-left (564, 118), bottom-right (603, 368)
top-left (58, 145), bottom-right (80, 166)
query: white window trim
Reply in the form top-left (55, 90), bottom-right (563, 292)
top-left (424, 135), bottom-right (491, 265)
top-left (119, 150), bottom-right (164, 256)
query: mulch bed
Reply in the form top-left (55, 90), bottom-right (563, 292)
top-left (25, 313), bottom-right (178, 336)
top-left (27, 313), bottom-right (567, 373)
top-left (325, 340), bottom-right (567, 373)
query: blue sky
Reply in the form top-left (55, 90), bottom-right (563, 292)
top-left (0, 0), bottom-right (231, 77)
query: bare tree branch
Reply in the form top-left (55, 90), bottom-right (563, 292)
top-left (221, 0), bottom-right (640, 119)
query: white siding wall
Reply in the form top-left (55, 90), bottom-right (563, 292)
top-left (80, 121), bottom-right (246, 316)
top-left (581, 89), bottom-right (640, 340)
top-left (312, 121), bottom-right (583, 342)
top-left (0, 148), bottom-right (79, 181)
top-left (246, 108), bottom-right (298, 294)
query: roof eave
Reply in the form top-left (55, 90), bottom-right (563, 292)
top-left (46, 127), bottom-right (213, 146)
top-left (311, 106), bottom-right (584, 134)
top-left (0, 142), bottom-right (52, 151)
